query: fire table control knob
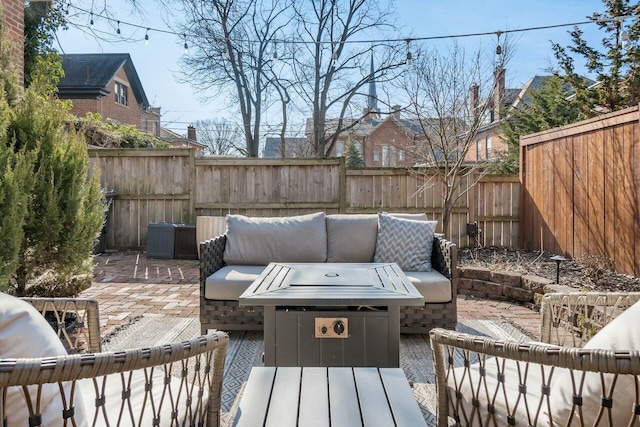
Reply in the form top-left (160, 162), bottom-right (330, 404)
top-left (333, 320), bottom-right (345, 335)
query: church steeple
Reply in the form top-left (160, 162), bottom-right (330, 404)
top-left (367, 52), bottom-right (378, 116)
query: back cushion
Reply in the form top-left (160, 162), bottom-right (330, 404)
top-left (550, 299), bottom-right (640, 426)
top-left (326, 213), bottom-right (427, 263)
top-left (223, 212), bottom-right (327, 265)
top-left (0, 293), bottom-right (87, 426)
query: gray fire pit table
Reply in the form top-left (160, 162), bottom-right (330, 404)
top-left (239, 262), bottom-right (424, 368)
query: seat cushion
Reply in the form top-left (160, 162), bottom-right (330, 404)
top-left (223, 213), bottom-right (327, 265)
top-left (205, 265), bottom-right (266, 300)
top-left (404, 270), bottom-right (451, 303)
top-left (0, 293), bottom-right (88, 426)
top-left (326, 213), bottom-right (428, 263)
top-left (374, 213), bottom-right (437, 271)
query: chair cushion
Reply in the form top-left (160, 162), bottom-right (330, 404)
top-left (0, 293), bottom-right (88, 426)
top-left (404, 270), bottom-right (451, 303)
top-left (204, 266), bottom-right (266, 300)
top-left (550, 299), bottom-right (640, 425)
top-left (223, 213), bottom-right (327, 265)
top-left (374, 213), bottom-right (437, 271)
top-left (326, 213), bottom-right (427, 263)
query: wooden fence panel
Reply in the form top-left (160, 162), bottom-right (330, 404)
top-left (521, 106), bottom-right (640, 276)
top-left (90, 150), bottom-right (521, 252)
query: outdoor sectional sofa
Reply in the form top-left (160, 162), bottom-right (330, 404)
top-left (199, 211), bottom-right (457, 334)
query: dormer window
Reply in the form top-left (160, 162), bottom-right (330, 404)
top-left (115, 81), bottom-right (128, 106)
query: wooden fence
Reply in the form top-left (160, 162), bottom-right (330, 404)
top-left (520, 105), bottom-right (640, 276)
top-left (89, 149), bottom-right (520, 251)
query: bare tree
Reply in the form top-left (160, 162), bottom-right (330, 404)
top-left (290, 0), bottom-right (404, 157)
top-left (397, 40), bottom-right (510, 235)
top-left (194, 118), bottom-right (243, 156)
top-left (176, 0), bottom-right (291, 157)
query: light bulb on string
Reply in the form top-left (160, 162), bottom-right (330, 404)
top-left (116, 21), bottom-right (121, 35)
top-left (621, 29), bottom-right (630, 42)
top-left (183, 34), bottom-right (189, 55)
top-left (90, 12), bottom-right (94, 27)
top-left (495, 30), bottom-right (503, 55)
top-left (405, 39), bottom-right (413, 66)
top-left (65, 1), bottom-right (70, 15)
top-left (145, 28), bottom-right (149, 45)
top-left (273, 41), bottom-right (278, 60)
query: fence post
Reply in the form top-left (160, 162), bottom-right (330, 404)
top-left (339, 156), bottom-right (347, 213)
top-left (188, 148), bottom-right (196, 222)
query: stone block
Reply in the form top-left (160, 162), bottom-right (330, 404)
top-left (458, 278), bottom-right (474, 291)
top-left (472, 281), bottom-right (503, 298)
top-left (458, 266), bottom-right (491, 281)
top-left (521, 274), bottom-right (553, 293)
top-left (490, 270), bottom-right (522, 288)
top-left (543, 284), bottom-right (576, 294)
top-left (503, 285), bottom-right (534, 303)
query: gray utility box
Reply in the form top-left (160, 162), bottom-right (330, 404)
top-left (273, 307), bottom-right (393, 367)
top-left (146, 222), bottom-right (176, 258)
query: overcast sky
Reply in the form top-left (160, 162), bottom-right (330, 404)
top-left (56, 0), bottom-right (608, 136)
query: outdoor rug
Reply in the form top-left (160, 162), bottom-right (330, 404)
top-left (103, 316), bottom-right (534, 426)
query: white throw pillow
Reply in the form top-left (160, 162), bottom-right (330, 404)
top-left (373, 213), bottom-right (436, 271)
top-left (550, 299), bottom-right (640, 426)
top-left (0, 293), bottom-right (87, 426)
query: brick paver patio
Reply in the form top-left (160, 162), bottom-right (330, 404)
top-left (83, 252), bottom-right (541, 338)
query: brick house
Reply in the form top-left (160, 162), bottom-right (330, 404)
top-left (2, 0), bottom-right (29, 86)
top-left (467, 68), bottom-right (556, 162)
top-left (57, 53), bottom-right (161, 136)
top-left (160, 125), bottom-right (206, 155)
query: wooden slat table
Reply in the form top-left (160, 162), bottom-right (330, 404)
top-left (232, 367), bottom-right (427, 427)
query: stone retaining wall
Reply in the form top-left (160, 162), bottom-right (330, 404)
top-left (457, 266), bottom-right (555, 304)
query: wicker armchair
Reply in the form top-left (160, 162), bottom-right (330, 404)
top-left (2, 297), bottom-right (229, 427)
top-left (431, 292), bottom-right (640, 427)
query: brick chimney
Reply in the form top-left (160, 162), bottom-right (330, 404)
top-left (469, 84), bottom-right (479, 123)
top-left (187, 125), bottom-right (197, 141)
top-left (493, 67), bottom-right (505, 122)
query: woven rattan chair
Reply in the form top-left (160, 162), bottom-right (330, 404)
top-left (431, 292), bottom-right (640, 427)
top-left (2, 297), bottom-right (229, 427)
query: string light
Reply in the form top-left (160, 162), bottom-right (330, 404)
top-left (405, 39), bottom-right (412, 66)
top-left (116, 21), bottom-right (121, 35)
top-left (272, 41), bottom-right (278, 60)
top-left (66, 3), bottom-right (634, 49)
top-left (495, 30), bottom-right (502, 55)
top-left (183, 34), bottom-right (189, 55)
top-left (145, 28), bottom-right (149, 45)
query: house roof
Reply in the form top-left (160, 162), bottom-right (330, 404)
top-left (264, 137), bottom-right (311, 157)
top-left (160, 127), bottom-right (207, 149)
top-left (58, 53), bottom-right (150, 108)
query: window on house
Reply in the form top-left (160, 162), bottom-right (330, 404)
top-left (382, 145), bottom-right (388, 166)
top-left (373, 149), bottom-right (380, 162)
top-left (336, 141), bottom-right (344, 156)
top-left (115, 82), bottom-right (128, 106)
top-left (476, 139), bottom-right (482, 160)
top-left (398, 150), bottom-right (405, 162)
top-left (486, 136), bottom-right (492, 158)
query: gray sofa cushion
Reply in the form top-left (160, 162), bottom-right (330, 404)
top-left (205, 266), bottom-right (450, 303)
top-left (205, 265), bottom-right (266, 300)
top-left (404, 271), bottom-right (452, 303)
top-left (223, 212), bottom-right (327, 265)
top-left (326, 213), bottom-right (428, 263)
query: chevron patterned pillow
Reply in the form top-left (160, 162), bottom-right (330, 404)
top-left (373, 213), bottom-right (437, 271)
